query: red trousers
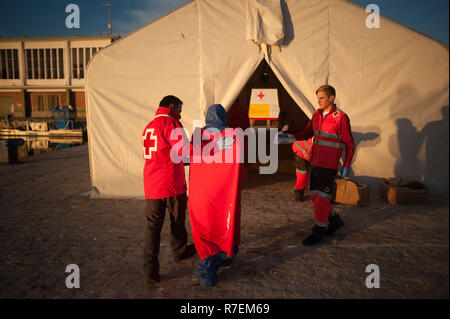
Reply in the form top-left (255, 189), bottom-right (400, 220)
top-left (295, 171), bottom-right (308, 189)
top-left (294, 154), bottom-right (310, 190)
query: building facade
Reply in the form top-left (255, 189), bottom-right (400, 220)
top-left (0, 35), bottom-right (119, 121)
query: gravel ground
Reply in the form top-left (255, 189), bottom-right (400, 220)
top-left (0, 144), bottom-right (448, 299)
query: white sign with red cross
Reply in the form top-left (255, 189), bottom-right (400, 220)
top-left (248, 88), bottom-right (280, 120)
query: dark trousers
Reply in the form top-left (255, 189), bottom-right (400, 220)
top-left (295, 154), bottom-right (311, 172)
top-left (309, 165), bottom-right (337, 225)
top-left (143, 192), bottom-right (188, 276)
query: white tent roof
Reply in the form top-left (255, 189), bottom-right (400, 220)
top-left (85, 0), bottom-right (449, 198)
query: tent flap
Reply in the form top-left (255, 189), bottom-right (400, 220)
top-left (246, 0), bottom-right (285, 46)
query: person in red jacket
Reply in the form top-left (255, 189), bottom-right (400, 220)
top-left (293, 85), bottom-right (354, 245)
top-left (226, 98), bottom-right (250, 131)
top-left (226, 98), bottom-right (250, 160)
top-left (141, 95), bottom-right (196, 285)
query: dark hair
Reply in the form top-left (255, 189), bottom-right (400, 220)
top-left (159, 95), bottom-right (183, 107)
top-left (316, 85), bottom-right (336, 98)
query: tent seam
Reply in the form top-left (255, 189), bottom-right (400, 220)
top-left (327, 0), bottom-right (330, 84)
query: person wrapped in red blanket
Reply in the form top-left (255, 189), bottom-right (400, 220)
top-left (189, 104), bottom-right (245, 287)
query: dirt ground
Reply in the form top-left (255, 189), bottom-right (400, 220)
top-left (0, 144), bottom-right (448, 299)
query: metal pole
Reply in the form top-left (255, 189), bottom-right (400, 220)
top-left (107, 0), bottom-right (112, 35)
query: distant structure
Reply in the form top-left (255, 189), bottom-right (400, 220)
top-left (0, 35), bottom-right (119, 120)
top-left (107, 0), bottom-right (112, 35)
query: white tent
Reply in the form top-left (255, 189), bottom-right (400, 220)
top-left (85, 0), bottom-right (449, 198)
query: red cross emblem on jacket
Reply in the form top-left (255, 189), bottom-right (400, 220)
top-left (142, 128), bottom-right (157, 159)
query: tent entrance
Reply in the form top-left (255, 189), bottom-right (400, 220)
top-left (236, 59), bottom-right (310, 132)
top-left (232, 59), bottom-right (310, 175)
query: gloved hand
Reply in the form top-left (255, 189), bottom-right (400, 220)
top-left (276, 132), bottom-right (295, 144)
top-left (217, 136), bottom-right (235, 150)
top-left (340, 166), bottom-right (349, 178)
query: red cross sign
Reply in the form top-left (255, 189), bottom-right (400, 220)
top-left (257, 91), bottom-right (265, 99)
top-left (142, 128), bottom-right (157, 159)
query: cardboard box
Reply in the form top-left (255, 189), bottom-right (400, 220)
top-left (379, 179), bottom-right (429, 205)
top-left (334, 178), bottom-right (370, 206)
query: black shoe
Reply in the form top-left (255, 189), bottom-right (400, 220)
top-left (217, 245), bottom-right (239, 267)
top-left (194, 255), bottom-right (220, 287)
top-left (175, 244), bottom-right (197, 261)
top-left (294, 189), bottom-right (304, 202)
top-left (325, 213), bottom-right (344, 236)
top-left (302, 225), bottom-right (326, 246)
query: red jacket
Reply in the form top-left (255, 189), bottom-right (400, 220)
top-left (292, 137), bottom-right (314, 162)
top-left (142, 107), bottom-right (188, 199)
top-left (294, 104), bottom-right (354, 170)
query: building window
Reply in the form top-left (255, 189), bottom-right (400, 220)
top-left (78, 47), bottom-right (84, 78)
top-left (52, 49), bottom-right (57, 79)
top-left (71, 47), bottom-right (102, 79)
top-left (85, 48), bottom-right (90, 67)
top-left (39, 49), bottom-right (44, 79)
top-left (25, 48), bottom-right (64, 79)
top-left (0, 96), bottom-right (14, 117)
top-left (38, 95), bottom-right (45, 112)
top-left (26, 49), bottom-right (32, 79)
top-left (0, 49), bottom-right (20, 79)
top-left (72, 48), bottom-right (78, 79)
top-left (58, 49), bottom-right (64, 78)
top-left (33, 49), bottom-right (38, 78)
top-left (45, 49), bottom-right (51, 79)
top-left (34, 95), bottom-right (60, 114)
top-left (13, 50), bottom-right (19, 79)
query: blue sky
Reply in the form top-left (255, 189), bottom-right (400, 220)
top-left (0, 0), bottom-right (448, 46)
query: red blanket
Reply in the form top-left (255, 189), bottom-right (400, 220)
top-left (188, 128), bottom-right (244, 260)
